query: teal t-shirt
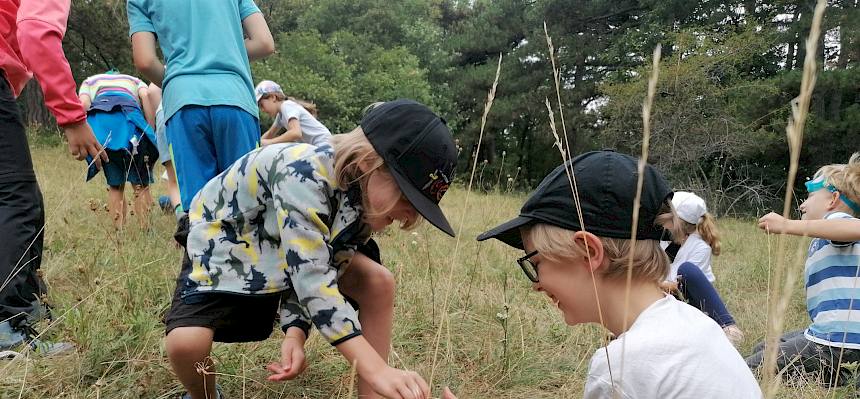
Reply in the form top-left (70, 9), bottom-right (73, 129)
top-left (127, 0), bottom-right (260, 123)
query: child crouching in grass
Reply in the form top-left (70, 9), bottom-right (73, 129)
top-left (165, 99), bottom-right (457, 399)
top-left (451, 150), bottom-right (761, 398)
top-left (747, 153), bottom-right (860, 390)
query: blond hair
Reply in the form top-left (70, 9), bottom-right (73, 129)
top-left (523, 202), bottom-right (677, 284)
top-left (330, 128), bottom-right (421, 230)
top-left (676, 213), bottom-right (721, 256)
top-left (814, 153), bottom-right (860, 216)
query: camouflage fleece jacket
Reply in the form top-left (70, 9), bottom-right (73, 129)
top-left (182, 143), bottom-right (371, 345)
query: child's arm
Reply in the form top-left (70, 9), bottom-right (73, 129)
top-left (138, 85), bottom-right (156, 129)
top-left (759, 212), bottom-right (860, 241)
top-left (130, 32), bottom-right (165, 87)
top-left (78, 94), bottom-right (91, 111)
top-left (261, 120), bottom-right (283, 140)
top-left (241, 12), bottom-right (274, 61)
top-left (18, 0), bottom-right (107, 167)
top-left (263, 118), bottom-right (302, 146)
top-left (145, 83), bottom-right (162, 128)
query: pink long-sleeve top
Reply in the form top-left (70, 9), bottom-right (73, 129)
top-left (0, 0), bottom-right (86, 127)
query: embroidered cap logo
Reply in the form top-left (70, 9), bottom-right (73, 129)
top-left (423, 169), bottom-right (451, 202)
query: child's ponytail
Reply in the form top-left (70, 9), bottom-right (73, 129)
top-left (697, 212), bottom-right (721, 256)
top-left (288, 97), bottom-right (319, 118)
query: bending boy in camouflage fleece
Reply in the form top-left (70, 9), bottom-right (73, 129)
top-left (164, 100), bottom-right (457, 399)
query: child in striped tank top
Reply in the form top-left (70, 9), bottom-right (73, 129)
top-left (747, 153), bottom-right (860, 390)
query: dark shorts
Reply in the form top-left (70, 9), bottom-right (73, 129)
top-left (94, 140), bottom-right (158, 187)
top-left (164, 240), bottom-right (380, 343)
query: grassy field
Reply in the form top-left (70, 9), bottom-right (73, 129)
top-left (0, 139), bottom-right (853, 398)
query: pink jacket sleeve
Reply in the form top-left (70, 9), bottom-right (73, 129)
top-left (16, 0), bottom-right (86, 127)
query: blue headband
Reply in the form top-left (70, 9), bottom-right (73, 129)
top-left (806, 177), bottom-right (860, 214)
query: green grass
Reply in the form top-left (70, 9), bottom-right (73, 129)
top-left (0, 142), bottom-right (854, 398)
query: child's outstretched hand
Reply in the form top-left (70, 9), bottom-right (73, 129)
top-left (267, 328), bottom-right (307, 381)
top-left (758, 212), bottom-right (788, 234)
top-left (369, 366), bottom-right (430, 399)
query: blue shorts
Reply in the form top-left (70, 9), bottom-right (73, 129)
top-left (97, 139), bottom-right (158, 187)
top-left (165, 105), bottom-right (259, 211)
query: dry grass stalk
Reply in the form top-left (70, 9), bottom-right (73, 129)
top-left (762, 0), bottom-right (827, 396)
top-left (616, 44), bottom-right (661, 396)
top-left (543, 24), bottom-right (618, 389)
top-left (429, 53), bottom-right (503, 387)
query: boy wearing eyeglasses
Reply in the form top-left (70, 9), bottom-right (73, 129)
top-left (463, 150), bottom-right (761, 398)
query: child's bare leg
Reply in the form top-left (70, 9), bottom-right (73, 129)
top-left (339, 252), bottom-right (395, 399)
top-left (166, 326), bottom-right (218, 399)
top-left (131, 184), bottom-right (152, 227)
top-left (107, 185), bottom-right (126, 229)
top-left (165, 161), bottom-right (181, 209)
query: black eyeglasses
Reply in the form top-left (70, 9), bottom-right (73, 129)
top-left (516, 250), bottom-right (540, 282)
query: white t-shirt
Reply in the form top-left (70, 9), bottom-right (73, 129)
top-left (276, 100), bottom-right (331, 147)
top-left (584, 295), bottom-right (761, 399)
top-left (666, 233), bottom-right (715, 282)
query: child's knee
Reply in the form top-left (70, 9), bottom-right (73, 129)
top-left (365, 263), bottom-right (395, 297)
top-left (166, 327), bottom-right (213, 361)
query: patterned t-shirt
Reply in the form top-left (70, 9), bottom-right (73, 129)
top-left (183, 143), bottom-right (371, 345)
top-left (804, 211), bottom-right (860, 349)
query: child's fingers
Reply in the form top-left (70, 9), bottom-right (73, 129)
top-left (414, 373), bottom-right (430, 398)
top-left (266, 363), bottom-right (288, 381)
top-left (442, 387), bottom-right (457, 399)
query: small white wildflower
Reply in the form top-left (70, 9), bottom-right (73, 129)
top-left (411, 231), bottom-right (418, 236)
top-left (507, 177), bottom-right (513, 182)
top-left (495, 311), bottom-right (509, 321)
top-left (411, 240), bottom-right (418, 246)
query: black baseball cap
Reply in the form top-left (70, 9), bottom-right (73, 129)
top-left (361, 99), bottom-right (458, 237)
top-left (477, 150), bottom-right (672, 249)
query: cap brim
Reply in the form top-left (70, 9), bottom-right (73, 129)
top-left (476, 216), bottom-right (534, 250)
top-left (255, 93), bottom-right (263, 102)
top-left (389, 167), bottom-right (456, 237)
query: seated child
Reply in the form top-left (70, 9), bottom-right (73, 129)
top-left (78, 71), bottom-right (158, 228)
top-left (472, 150), bottom-right (761, 398)
top-left (746, 153), bottom-right (860, 389)
top-left (255, 80), bottom-right (330, 147)
top-left (164, 99), bottom-right (456, 399)
top-left (661, 191), bottom-right (744, 345)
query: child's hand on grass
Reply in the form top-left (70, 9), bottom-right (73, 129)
top-left (266, 328), bottom-right (307, 381)
top-left (369, 366), bottom-right (430, 399)
top-left (758, 212), bottom-right (788, 234)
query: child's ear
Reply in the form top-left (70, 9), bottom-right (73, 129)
top-left (828, 191), bottom-right (842, 210)
top-left (572, 231), bottom-right (605, 272)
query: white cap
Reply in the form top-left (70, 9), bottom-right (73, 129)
top-left (672, 191), bottom-right (707, 224)
top-left (254, 80), bottom-right (283, 102)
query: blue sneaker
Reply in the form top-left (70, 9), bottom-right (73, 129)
top-left (0, 321), bottom-right (73, 358)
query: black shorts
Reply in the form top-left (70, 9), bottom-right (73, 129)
top-left (164, 240), bottom-right (380, 343)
